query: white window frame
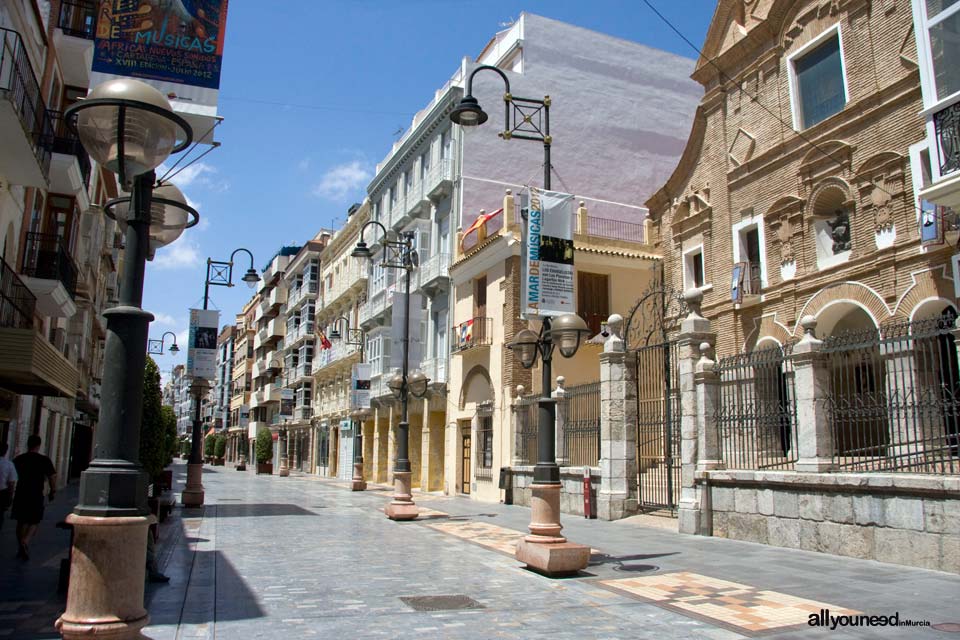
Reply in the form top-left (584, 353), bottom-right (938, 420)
top-left (786, 23), bottom-right (850, 131)
top-left (913, 0), bottom-right (960, 111)
top-left (731, 213), bottom-right (768, 288)
top-left (681, 243), bottom-right (709, 292)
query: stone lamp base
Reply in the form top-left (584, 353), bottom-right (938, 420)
top-left (515, 483), bottom-right (589, 576)
top-left (351, 461), bottom-right (366, 491)
top-left (181, 463), bottom-right (204, 507)
top-left (384, 471), bottom-right (418, 520)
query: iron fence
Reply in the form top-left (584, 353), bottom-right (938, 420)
top-left (584, 216), bottom-right (645, 243)
top-left (475, 415), bottom-right (493, 480)
top-left (0, 28), bottom-right (52, 175)
top-left (823, 315), bottom-right (960, 474)
top-left (21, 232), bottom-right (78, 298)
top-left (0, 255), bottom-right (35, 329)
top-left (451, 316), bottom-right (492, 352)
top-left (58, 0), bottom-right (96, 39)
top-left (715, 343), bottom-right (798, 470)
top-left (559, 382), bottom-right (600, 467)
top-left (515, 395), bottom-right (539, 466)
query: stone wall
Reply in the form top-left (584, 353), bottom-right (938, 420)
top-left (508, 466), bottom-right (600, 518)
top-left (704, 470), bottom-right (959, 574)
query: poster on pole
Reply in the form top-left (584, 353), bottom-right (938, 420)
top-left (279, 389), bottom-right (294, 418)
top-left (390, 291), bottom-right (424, 371)
top-left (350, 363), bottom-right (371, 410)
top-left (187, 308), bottom-right (219, 380)
top-left (91, 0), bottom-right (230, 118)
top-left (522, 187), bottom-right (576, 318)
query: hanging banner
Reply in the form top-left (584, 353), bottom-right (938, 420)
top-left (350, 363), bottom-right (371, 410)
top-left (390, 291), bottom-right (424, 371)
top-left (92, 0), bottom-right (230, 117)
top-left (187, 308), bottom-right (219, 380)
top-left (279, 388), bottom-right (294, 418)
top-left (522, 187), bottom-right (576, 318)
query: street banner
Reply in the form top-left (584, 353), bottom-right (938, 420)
top-left (187, 308), bottom-right (219, 380)
top-left (390, 291), bottom-right (423, 371)
top-left (279, 388), bottom-right (294, 418)
top-left (239, 404), bottom-right (249, 428)
top-left (522, 187), bottom-right (576, 318)
top-left (350, 363), bottom-right (371, 410)
top-left (92, 0), bottom-right (230, 117)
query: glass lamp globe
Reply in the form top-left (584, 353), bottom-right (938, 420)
top-left (551, 314), bottom-right (590, 358)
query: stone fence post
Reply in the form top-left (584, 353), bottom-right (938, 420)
top-left (554, 376), bottom-right (567, 467)
top-left (677, 290), bottom-right (715, 535)
top-left (793, 316), bottom-right (836, 472)
top-left (511, 385), bottom-right (526, 467)
top-left (598, 314), bottom-right (638, 520)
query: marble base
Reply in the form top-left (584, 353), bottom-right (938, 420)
top-left (385, 471), bottom-right (417, 521)
top-left (181, 463), bottom-right (204, 508)
top-left (515, 539), bottom-right (590, 576)
top-left (56, 514), bottom-right (151, 639)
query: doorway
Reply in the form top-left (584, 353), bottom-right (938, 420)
top-left (460, 429), bottom-right (471, 495)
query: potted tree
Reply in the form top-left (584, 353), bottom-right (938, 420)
top-left (204, 434), bottom-right (216, 464)
top-left (159, 405), bottom-right (177, 490)
top-left (179, 438), bottom-right (191, 459)
top-left (213, 434), bottom-right (227, 466)
top-left (255, 429), bottom-right (273, 475)
top-left (140, 358), bottom-right (168, 520)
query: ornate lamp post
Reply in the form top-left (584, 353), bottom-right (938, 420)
top-left (352, 222), bottom-right (428, 519)
top-left (148, 331), bottom-right (180, 355)
top-left (330, 315), bottom-right (367, 491)
top-left (182, 248), bottom-right (261, 507)
top-left (58, 78), bottom-right (195, 638)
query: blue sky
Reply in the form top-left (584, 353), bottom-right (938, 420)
top-left (144, 0), bottom-right (716, 382)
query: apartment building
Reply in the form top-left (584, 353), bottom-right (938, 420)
top-left (229, 304), bottom-right (255, 463)
top-left (214, 324), bottom-right (234, 431)
top-left (248, 246), bottom-right (300, 469)
top-left (280, 232), bottom-right (329, 474)
top-left (312, 202), bottom-right (369, 480)
top-left (0, 0), bottom-right (126, 485)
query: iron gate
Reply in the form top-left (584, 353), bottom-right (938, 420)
top-left (624, 267), bottom-right (687, 513)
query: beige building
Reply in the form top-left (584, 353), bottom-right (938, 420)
top-left (230, 303), bottom-right (256, 463)
top-left (445, 191), bottom-right (657, 503)
top-left (311, 203), bottom-right (369, 479)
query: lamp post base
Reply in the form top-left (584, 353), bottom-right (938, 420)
top-left (278, 455), bottom-right (289, 477)
top-left (384, 470), bottom-right (417, 520)
top-left (351, 462), bottom-right (366, 491)
top-left (181, 463), bottom-right (204, 507)
top-left (515, 483), bottom-right (589, 576)
top-left (56, 514), bottom-right (151, 640)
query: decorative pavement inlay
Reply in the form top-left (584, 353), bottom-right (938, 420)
top-left (597, 572), bottom-right (859, 635)
top-left (427, 521), bottom-right (527, 556)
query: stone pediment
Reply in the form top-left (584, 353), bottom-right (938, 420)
top-left (766, 195), bottom-right (805, 219)
top-left (799, 140), bottom-right (854, 183)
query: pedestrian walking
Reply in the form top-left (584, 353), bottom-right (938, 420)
top-left (12, 435), bottom-right (56, 560)
top-left (0, 442), bottom-right (17, 531)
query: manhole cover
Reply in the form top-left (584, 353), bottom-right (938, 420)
top-left (933, 623), bottom-right (960, 633)
top-left (400, 595), bottom-right (483, 612)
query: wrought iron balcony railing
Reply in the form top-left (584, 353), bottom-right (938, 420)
top-left (451, 316), bottom-right (492, 353)
top-left (21, 233), bottom-right (78, 299)
top-left (47, 109), bottom-right (91, 188)
top-left (0, 255), bottom-right (36, 329)
top-left (0, 28), bottom-right (52, 177)
top-left (57, 0), bottom-right (96, 39)
top-left (934, 100), bottom-right (960, 177)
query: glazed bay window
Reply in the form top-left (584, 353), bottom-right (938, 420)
top-left (923, 0), bottom-right (960, 102)
top-left (789, 26), bottom-right (848, 130)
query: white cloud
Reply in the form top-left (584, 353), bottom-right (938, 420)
top-left (158, 161), bottom-right (229, 193)
top-left (153, 312), bottom-right (178, 326)
top-left (152, 237), bottom-right (201, 270)
top-left (312, 161), bottom-right (371, 200)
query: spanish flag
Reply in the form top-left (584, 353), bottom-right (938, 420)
top-left (460, 208), bottom-right (503, 252)
top-left (319, 331), bottom-right (332, 350)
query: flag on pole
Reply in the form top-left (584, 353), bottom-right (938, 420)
top-left (319, 331), bottom-right (332, 350)
top-left (460, 208), bottom-right (503, 252)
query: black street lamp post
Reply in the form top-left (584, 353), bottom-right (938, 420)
top-left (329, 315), bottom-right (367, 491)
top-left (452, 67), bottom-right (593, 575)
top-left (58, 79), bottom-right (195, 638)
top-left (352, 221), bottom-right (429, 519)
top-left (183, 248), bottom-right (261, 508)
top-left (148, 331), bottom-right (180, 355)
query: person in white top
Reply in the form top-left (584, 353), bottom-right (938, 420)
top-left (0, 442), bottom-right (17, 531)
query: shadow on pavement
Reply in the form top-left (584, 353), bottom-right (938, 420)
top-left (211, 503), bottom-right (320, 518)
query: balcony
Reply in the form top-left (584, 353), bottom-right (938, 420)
top-left (421, 356), bottom-right (447, 385)
top-left (267, 317), bottom-right (285, 340)
top-left (20, 233), bottom-right (78, 317)
top-left (921, 101), bottom-right (960, 211)
top-left (0, 28), bottom-right (52, 187)
top-left (312, 340), bottom-right (360, 374)
top-left (288, 280), bottom-right (318, 309)
top-left (268, 286), bottom-right (287, 310)
top-left (287, 321), bottom-right (314, 347)
top-left (284, 362), bottom-right (312, 385)
top-left (451, 317), bottom-right (492, 353)
top-left (54, 0), bottom-right (95, 86)
top-left (418, 253), bottom-right (450, 293)
top-left (424, 158), bottom-right (454, 199)
top-left (732, 261), bottom-right (762, 307)
top-left (294, 406), bottom-right (312, 422)
top-left (0, 256), bottom-right (78, 397)
top-left (47, 109), bottom-right (92, 196)
top-left (320, 263), bottom-right (365, 311)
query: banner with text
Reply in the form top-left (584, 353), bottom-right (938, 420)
top-left (522, 187), bottom-right (575, 318)
top-left (389, 291), bottom-right (424, 371)
top-left (92, 0), bottom-right (229, 114)
top-left (187, 308), bottom-right (219, 380)
top-left (350, 363), bottom-right (371, 410)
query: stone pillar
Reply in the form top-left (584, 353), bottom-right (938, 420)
top-left (419, 399), bottom-right (431, 491)
top-left (793, 316), bottom-right (836, 472)
top-left (512, 385), bottom-right (526, 466)
top-left (576, 201), bottom-right (588, 235)
top-left (278, 429), bottom-right (290, 477)
top-left (677, 290), bottom-right (715, 535)
top-left (386, 403), bottom-right (397, 486)
top-left (597, 314), bottom-right (638, 520)
top-left (554, 376), bottom-right (567, 467)
top-left (504, 189), bottom-right (518, 232)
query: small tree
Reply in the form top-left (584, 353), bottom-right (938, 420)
top-left (180, 437), bottom-right (191, 457)
top-left (204, 433), bottom-right (216, 458)
top-left (161, 405), bottom-right (178, 466)
top-left (139, 358), bottom-right (166, 482)
top-left (255, 429), bottom-right (273, 464)
top-left (214, 434), bottom-right (227, 459)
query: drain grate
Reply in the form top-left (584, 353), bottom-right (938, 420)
top-left (400, 595), bottom-right (483, 612)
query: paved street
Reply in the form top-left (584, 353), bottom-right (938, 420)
top-left (3, 463), bottom-right (959, 639)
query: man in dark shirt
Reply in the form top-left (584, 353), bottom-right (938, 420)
top-left (12, 434), bottom-right (56, 560)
